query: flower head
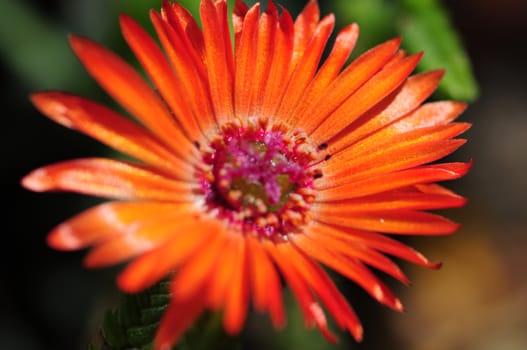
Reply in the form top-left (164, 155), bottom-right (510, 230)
top-left (22, 0), bottom-right (471, 348)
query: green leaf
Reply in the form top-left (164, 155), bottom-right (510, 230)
top-left (396, 0), bottom-right (479, 101)
top-left (328, 0), bottom-right (398, 57)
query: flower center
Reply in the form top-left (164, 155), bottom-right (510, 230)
top-left (199, 121), bottom-right (321, 240)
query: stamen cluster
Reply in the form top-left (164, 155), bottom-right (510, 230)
top-left (199, 121), bottom-right (320, 240)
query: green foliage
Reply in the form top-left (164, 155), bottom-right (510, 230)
top-left (89, 277), bottom-right (240, 350)
top-left (396, 0), bottom-right (479, 101)
top-left (328, 0), bottom-right (479, 102)
top-left (90, 279), bottom-right (171, 350)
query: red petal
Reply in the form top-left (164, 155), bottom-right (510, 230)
top-left (275, 14), bottom-right (335, 121)
top-left (281, 243), bottom-right (364, 341)
top-left (154, 292), bottom-right (205, 350)
top-left (324, 123), bottom-right (470, 185)
top-left (247, 2), bottom-right (279, 117)
top-left (301, 229), bottom-right (410, 285)
top-left (287, 23), bottom-right (359, 127)
top-left (117, 219), bottom-right (221, 293)
top-left (170, 230), bottom-right (229, 301)
top-left (317, 162), bottom-right (472, 200)
top-left (311, 53), bottom-right (423, 143)
top-left (316, 190), bottom-right (467, 211)
top-left (200, 0), bottom-right (234, 124)
top-left (234, 3), bottom-right (261, 117)
top-left (308, 222), bottom-right (442, 268)
top-left (260, 9), bottom-right (294, 118)
top-left (83, 211), bottom-right (199, 268)
top-left (69, 35), bottom-right (195, 158)
top-left (298, 37), bottom-right (402, 134)
top-left (119, 14), bottom-right (204, 141)
top-left (246, 236), bottom-right (286, 328)
top-left (292, 236), bottom-right (403, 311)
top-left (264, 241), bottom-right (338, 343)
top-left (46, 201), bottom-right (189, 251)
top-left (223, 236), bottom-right (250, 335)
top-left (21, 158), bottom-right (192, 200)
top-left (291, 0), bottom-right (320, 69)
top-left (315, 209), bottom-right (460, 235)
top-left (150, 10), bottom-right (217, 137)
top-left (30, 92), bottom-right (192, 178)
top-left (330, 70), bottom-right (446, 153)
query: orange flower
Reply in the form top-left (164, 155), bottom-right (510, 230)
top-left (22, 0), bottom-right (471, 348)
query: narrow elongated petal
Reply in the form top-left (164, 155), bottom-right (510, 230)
top-left (329, 70), bottom-right (446, 153)
top-left (47, 201), bottom-right (192, 250)
top-left (30, 92), bottom-right (192, 177)
top-left (234, 4), bottom-right (260, 117)
top-left (246, 236), bottom-right (286, 327)
top-left (200, 0), bottom-right (234, 124)
top-left (150, 10), bottom-right (217, 136)
top-left (287, 23), bottom-right (359, 127)
top-left (275, 14), bottom-right (335, 120)
top-left (264, 241), bottom-right (338, 342)
top-left (69, 36), bottom-right (196, 158)
top-left (117, 219), bottom-right (222, 293)
top-left (22, 158), bottom-right (193, 200)
top-left (315, 208), bottom-right (460, 235)
top-left (306, 222), bottom-right (442, 268)
top-left (280, 243), bottom-right (364, 340)
top-left (292, 0), bottom-right (320, 69)
top-left (292, 236), bottom-right (403, 311)
top-left (154, 292), bottom-right (206, 350)
top-left (120, 14), bottom-right (204, 141)
top-left (310, 53), bottom-right (423, 143)
top-left (317, 162), bottom-right (472, 200)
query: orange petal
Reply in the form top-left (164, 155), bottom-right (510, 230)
top-left (310, 53), bottom-right (422, 143)
top-left (298, 37), bottom-right (402, 134)
top-left (162, 0), bottom-right (205, 60)
top-left (260, 9), bottom-right (294, 118)
top-left (287, 23), bottom-right (359, 127)
top-left (247, 1), bottom-right (279, 117)
top-left (46, 201), bottom-right (187, 251)
top-left (316, 190), bottom-right (467, 211)
top-left (246, 235), bottom-right (286, 328)
top-left (21, 158), bottom-right (193, 200)
top-left (30, 92), bottom-right (192, 178)
top-left (387, 100), bottom-right (468, 134)
top-left (234, 3), bottom-right (260, 117)
top-left (119, 14), bottom-right (204, 141)
top-left (200, 0), bottom-right (234, 124)
top-left (280, 242), bottom-right (364, 341)
top-left (291, 0), bottom-right (320, 70)
top-left (154, 291), bottom-right (205, 350)
top-left (315, 209), bottom-right (460, 235)
top-left (69, 35), bottom-right (195, 159)
top-left (223, 235), bottom-right (250, 335)
top-left (83, 210), bottom-right (199, 268)
top-left (292, 236), bottom-right (403, 311)
top-left (150, 10), bottom-right (217, 137)
top-left (317, 162), bottom-right (472, 199)
top-left (117, 219), bottom-right (221, 293)
top-left (329, 70), bottom-right (446, 153)
top-left (264, 241), bottom-right (338, 343)
top-left (204, 237), bottom-right (239, 311)
top-left (301, 229), bottom-right (410, 285)
top-left (170, 229), bottom-right (229, 301)
top-left (275, 14), bottom-right (335, 121)
top-left (324, 123), bottom-right (470, 185)
top-left (308, 222), bottom-right (442, 268)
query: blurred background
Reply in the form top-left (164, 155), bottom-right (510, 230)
top-left (2, 0), bottom-right (527, 349)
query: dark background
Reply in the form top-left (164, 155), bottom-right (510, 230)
top-left (2, 0), bottom-right (527, 349)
